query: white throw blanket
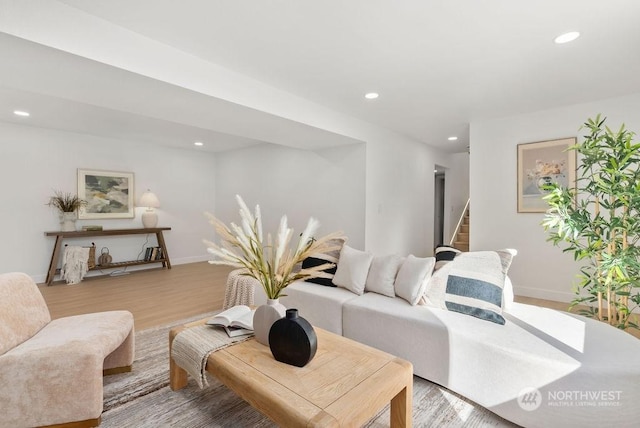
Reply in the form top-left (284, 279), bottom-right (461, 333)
top-left (61, 246), bottom-right (91, 284)
top-left (223, 269), bottom-right (258, 309)
top-left (171, 325), bottom-right (253, 388)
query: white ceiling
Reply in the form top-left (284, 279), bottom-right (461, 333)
top-left (2, 0), bottom-right (640, 153)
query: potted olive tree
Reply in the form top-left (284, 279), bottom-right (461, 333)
top-left (542, 114), bottom-right (640, 330)
top-left (47, 190), bottom-right (87, 232)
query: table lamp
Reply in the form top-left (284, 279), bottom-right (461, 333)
top-left (139, 190), bottom-right (160, 228)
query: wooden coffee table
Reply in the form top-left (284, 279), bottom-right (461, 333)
top-left (170, 319), bottom-right (413, 427)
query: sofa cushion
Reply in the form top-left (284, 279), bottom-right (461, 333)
top-left (394, 255), bottom-right (435, 305)
top-left (502, 276), bottom-right (514, 312)
top-left (279, 281), bottom-right (359, 335)
top-left (342, 293), bottom-right (640, 427)
top-left (302, 255), bottom-right (337, 287)
top-left (333, 245), bottom-right (374, 295)
top-left (302, 237), bottom-right (347, 287)
top-left (434, 245), bottom-right (462, 270)
top-left (365, 254), bottom-right (404, 297)
top-left (0, 272), bottom-right (51, 355)
top-left (425, 250), bottom-right (515, 324)
top-left (343, 292), bottom-right (509, 387)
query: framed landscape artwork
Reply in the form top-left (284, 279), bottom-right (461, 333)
top-left (77, 169), bottom-right (135, 219)
top-left (517, 137), bottom-right (576, 213)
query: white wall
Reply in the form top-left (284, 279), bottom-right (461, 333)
top-left (0, 122), bottom-right (216, 282)
top-left (0, 4), bottom-right (461, 260)
top-left (214, 132), bottom-right (460, 259)
top-left (365, 133), bottom-right (447, 257)
top-left (213, 143), bottom-right (366, 249)
top-left (470, 91), bottom-right (640, 302)
top-left (1, 118), bottom-right (462, 283)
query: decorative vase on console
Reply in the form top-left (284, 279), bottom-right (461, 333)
top-left (60, 212), bottom-right (77, 232)
top-left (203, 194), bottom-right (345, 346)
top-left (47, 190), bottom-right (86, 232)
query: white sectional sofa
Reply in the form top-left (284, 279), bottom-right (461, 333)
top-left (256, 279), bottom-right (640, 427)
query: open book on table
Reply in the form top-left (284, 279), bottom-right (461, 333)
top-left (206, 305), bottom-right (255, 336)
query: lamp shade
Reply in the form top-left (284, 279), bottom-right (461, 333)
top-left (139, 190), bottom-right (160, 208)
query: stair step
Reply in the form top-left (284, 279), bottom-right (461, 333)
top-left (453, 205), bottom-right (470, 252)
top-left (454, 242), bottom-right (469, 252)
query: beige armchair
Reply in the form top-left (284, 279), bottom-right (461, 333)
top-left (0, 272), bottom-right (134, 428)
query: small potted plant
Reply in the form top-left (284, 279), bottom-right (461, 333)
top-left (47, 190), bottom-right (87, 231)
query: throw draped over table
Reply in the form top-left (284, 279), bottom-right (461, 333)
top-left (223, 269), bottom-right (260, 309)
top-left (61, 246), bottom-right (90, 284)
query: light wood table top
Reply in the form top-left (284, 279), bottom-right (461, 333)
top-left (170, 319), bottom-right (413, 427)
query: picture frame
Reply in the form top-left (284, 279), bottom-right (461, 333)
top-left (77, 169), bottom-right (135, 219)
top-left (517, 137), bottom-right (577, 213)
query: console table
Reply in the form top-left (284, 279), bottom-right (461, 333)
top-left (44, 227), bottom-right (171, 286)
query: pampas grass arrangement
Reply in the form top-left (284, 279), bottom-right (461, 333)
top-left (204, 195), bottom-right (344, 299)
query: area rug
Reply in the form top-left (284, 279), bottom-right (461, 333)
top-left (102, 313), bottom-right (516, 427)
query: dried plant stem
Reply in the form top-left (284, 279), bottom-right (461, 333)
top-left (204, 195), bottom-right (345, 299)
top-left (595, 198), bottom-right (603, 321)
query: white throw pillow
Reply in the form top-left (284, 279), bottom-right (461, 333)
top-left (502, 276), bottom-right (514, 312)
top-left (394, 255), bottom-right (436, 305)
top-left (333, 245), bottom-right (374, 295)
top-left (424, 249), bottom-right (516, 324)
top-left (365, 254), bottom-right (405, 298)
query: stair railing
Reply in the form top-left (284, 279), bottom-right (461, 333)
top-left (449, 198), bottom-right (470, 246)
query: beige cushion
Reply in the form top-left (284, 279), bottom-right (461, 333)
top-left (394, 255), bottom-right (436, 305)
top-left (0, 272), bottom-right (51, 355)
top-left (365, 254), bottom-right (405, 298)
top-left (333, 245), bottom-right (374, 295)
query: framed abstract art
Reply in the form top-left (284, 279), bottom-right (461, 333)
top-left (77, 169), bottom-right (135, 219)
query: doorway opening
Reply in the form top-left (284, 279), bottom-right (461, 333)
top-left (434, 165), bottom-right (446, 247)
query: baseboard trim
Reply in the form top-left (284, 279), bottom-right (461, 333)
top-left (514, 286), bottom-right (575, 303)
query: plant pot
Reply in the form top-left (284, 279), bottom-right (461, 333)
top-left (269, 309), bottom-right (317, 367)
top-left (253, 298), bottom-right (286, 346)
top-left (60, 212), bottom-right (77, 232)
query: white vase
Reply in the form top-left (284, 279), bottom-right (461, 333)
top-left (60, 212), bottom-right (77, 232)
top-left (253, 298), bottom-right (286, 346)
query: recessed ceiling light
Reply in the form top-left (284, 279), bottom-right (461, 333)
top-left (448, 136), bottom-right (458, 141)
top-left (13, 110), bottom-right (30, 117)
top-left (554, 31), bottom-right (580, 44)
top-left (364, 92), bottom-right (379, 99)
top-left (194, 141), bottom-right (204, 146)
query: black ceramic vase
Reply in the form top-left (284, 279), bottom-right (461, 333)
top-left (268, 309), bottom-right (317, 367)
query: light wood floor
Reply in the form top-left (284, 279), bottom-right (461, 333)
top-left (39, 262), bottom-right (639, 338)
top-left (39, 262), bottom-right (234, 331)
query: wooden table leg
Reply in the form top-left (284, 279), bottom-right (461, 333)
top-left (390, 369), bottom-right (413, 428)
top-left (156, 231), bottom-right (171, 269)
top-left (169, 326), bottom-right (188, 390)
top-left (46, 234), bottom-right (64, 285)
